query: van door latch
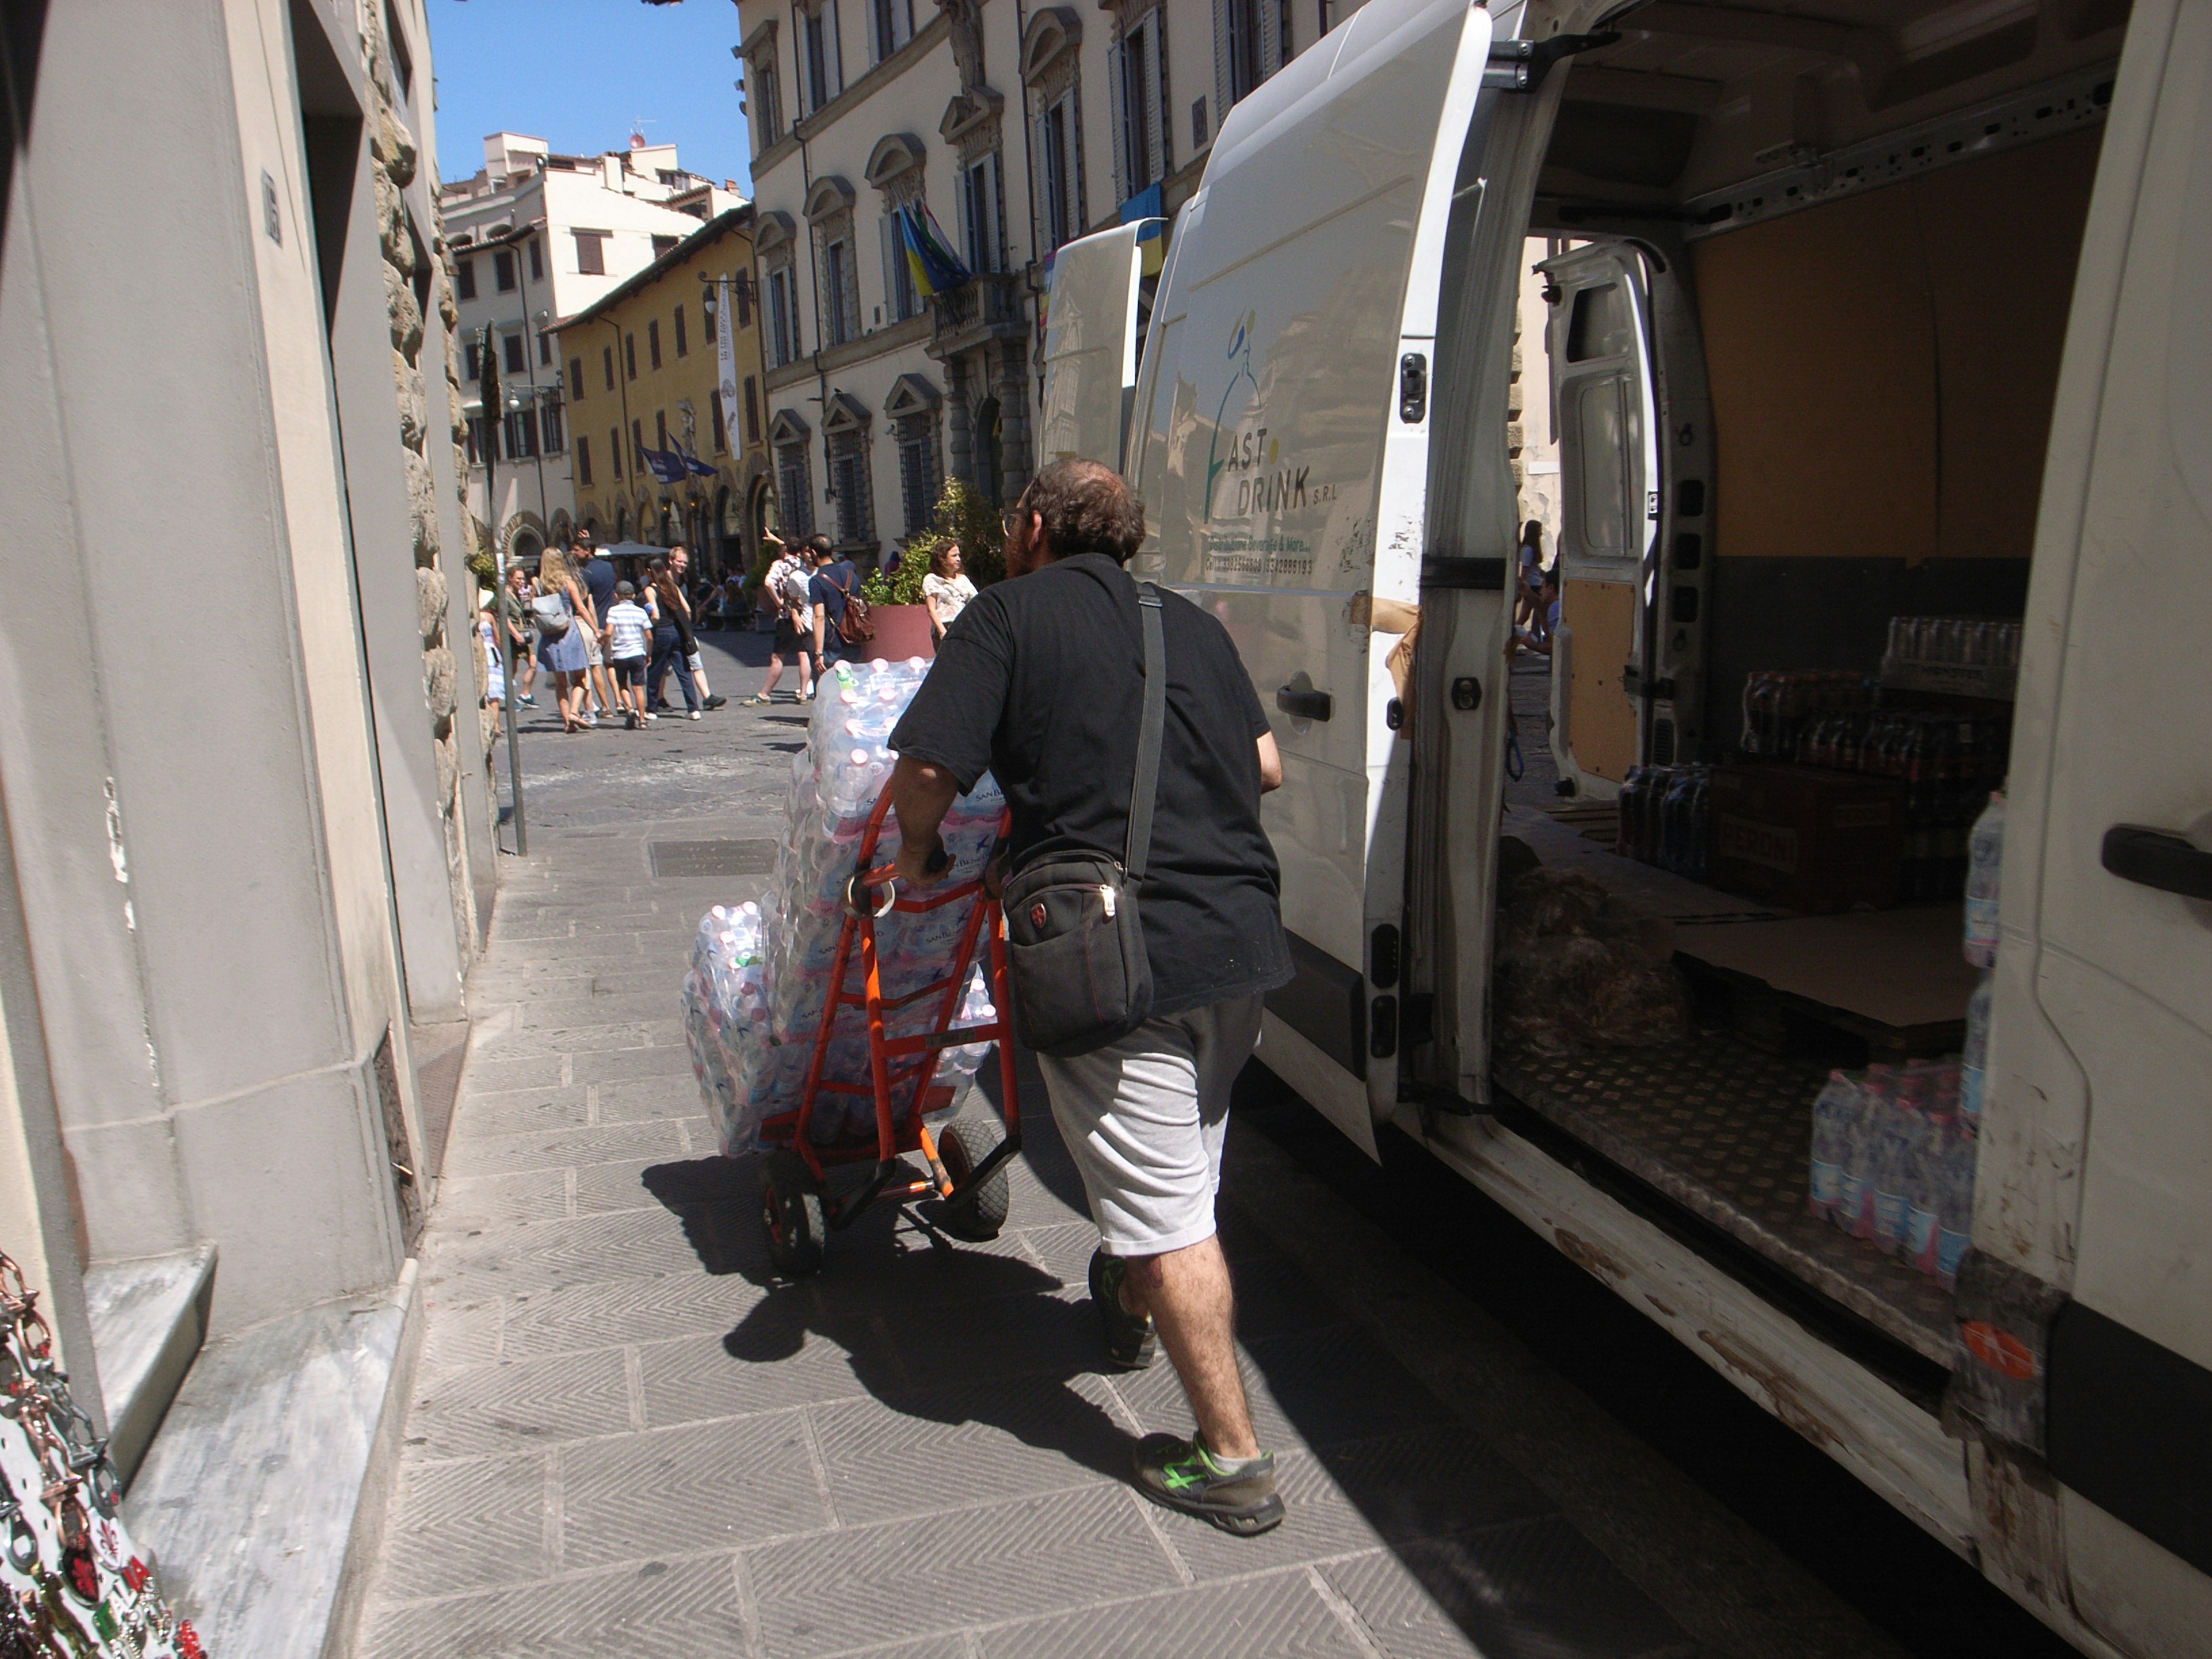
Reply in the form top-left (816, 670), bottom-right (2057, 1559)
top-left (1398, 354), bottom-right (1427, 423)
top-left (1483, 31), bottom-right (1621, 94)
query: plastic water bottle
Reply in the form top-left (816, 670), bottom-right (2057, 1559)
top-left (1808, 1071), bottom-right (1857, 1220)
top-left (1904, 1113), bottom-right (1949, 1275)
top-left (1960, 972), bottom-right (1992, 1127)
top-left (1935, 1124), bottom-right (1978, 1287)
top-left (1839, 1068), bottom-right (1889, 1238)
top-left (1872, 1097), bottom-right (1921, 1254)
top-left (1964, 789), bottom-right (2006, 967)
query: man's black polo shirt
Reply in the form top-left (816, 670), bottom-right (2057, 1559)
top-left (889, 552), bottom-right (1291, 1017)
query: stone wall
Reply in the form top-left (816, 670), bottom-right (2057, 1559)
top-left (361, 2), bottom-right (491, 974)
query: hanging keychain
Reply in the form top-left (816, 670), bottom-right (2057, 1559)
top-left (0, 1251), bottom-right (203, 1657)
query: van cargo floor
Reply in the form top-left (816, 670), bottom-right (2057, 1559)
top-left (1493, 1037), bottom-right (1956, 1368)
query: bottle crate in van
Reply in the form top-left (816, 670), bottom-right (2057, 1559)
top-left (1706, 766), bottom-right (1904, 913)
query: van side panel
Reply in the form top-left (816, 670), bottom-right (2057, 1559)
top-left (1558, 577), bottom-right (1637, 782)
top-left (1688, 132), bottom-right (2099, 741)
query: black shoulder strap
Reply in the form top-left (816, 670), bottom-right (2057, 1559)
top-left (1124, 581), bottom-right (1166, 881)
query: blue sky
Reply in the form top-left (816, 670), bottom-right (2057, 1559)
top-left (425, 0), bottom-right (751, 193)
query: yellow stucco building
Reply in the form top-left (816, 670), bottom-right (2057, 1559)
top-left (558, 204), bottom-right (771, 577)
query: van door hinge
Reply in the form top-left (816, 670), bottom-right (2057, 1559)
top-left (1621, 665), bottom-right (1675, 701)
top-left (1483, 31), bottom-right (1620, 94)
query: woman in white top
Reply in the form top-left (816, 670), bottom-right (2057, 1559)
top-left (921, 543), bottom-right (977, 642)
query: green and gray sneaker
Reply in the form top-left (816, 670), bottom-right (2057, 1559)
top-left (1132, 1433), bottom-right (1285, 1535)
top-left (1089, 1248), bottom-right (1158, 1370)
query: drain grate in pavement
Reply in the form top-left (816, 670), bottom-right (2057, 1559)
top-left (647, 838), bottom-right (779, 878)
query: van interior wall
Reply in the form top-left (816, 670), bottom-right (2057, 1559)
top-left (1691, 126), bottom-right (2101, 747)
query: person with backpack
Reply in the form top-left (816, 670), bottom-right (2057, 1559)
top-left (743, 532), bottom-right (815, 706)
top-left (808, 535), bottom-right (870, 675)
top-left (531, 544), bottom-right (594, 733)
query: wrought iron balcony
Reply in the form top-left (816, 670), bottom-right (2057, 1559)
top-left (927, 272), bottom-right (1028, 358)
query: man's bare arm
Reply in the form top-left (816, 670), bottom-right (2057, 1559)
top-left (888, 755), bottom-right (961, 887)
top-left (1256, 732), bottom-right (1283, 794)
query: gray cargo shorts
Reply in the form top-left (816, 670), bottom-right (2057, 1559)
top-left (1035, 995), bottom-right (1264, 1257)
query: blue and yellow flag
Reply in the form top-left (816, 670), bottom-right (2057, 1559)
top-left (895, 203), bottom-right (971, 299)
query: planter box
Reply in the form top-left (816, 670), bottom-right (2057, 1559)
top-left (856, 603), bottom-right (935, 662)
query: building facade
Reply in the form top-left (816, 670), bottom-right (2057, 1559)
top-left (733, 0), bottom-right (1374, 563)
top-left (558, 206), bottom-right (774, 578)
top-left (1, 0), bottom-right (498, 1647)
top-left (440, 130), bottom-right (741, 564)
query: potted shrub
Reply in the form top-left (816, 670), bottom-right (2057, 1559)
top-left (859, 479), bottom-right (1008, 660)
top-left (857, 552), bottom-right (934, 660)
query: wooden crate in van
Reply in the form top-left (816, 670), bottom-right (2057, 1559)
top-left (1707, 766), bottom-right (1903, 913)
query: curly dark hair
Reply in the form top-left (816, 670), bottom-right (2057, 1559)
top-left (1022, 460), bottom-right (1145, 565)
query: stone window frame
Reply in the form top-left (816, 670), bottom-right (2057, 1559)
top-left (742, 18), bottom-right (785, 154)
top-left (794, 0), bottom-right (843, 120)
top-left (884, 373), bottom-right (944, 539)
top-left (1214, 0), bottom-right (1289, 120)
top-left (1105, 0), bottom-right (1171, 203)
top-left (940, 89), bottom-right (1009, 275)
top-left (866, 134), bottom-right (929, 325)
top-left (1022, 9), bottom-right (1088, 253)
top-left (756, 211), bottom-right (802, 368)
top-left (822, 391), bottom-right (877, 550)
top-left (770, 407), bottom-right (816, 539)
top-left (805, 175), bottom-right (862, 347)
top-left (866, 0), bottom-right (917, 67)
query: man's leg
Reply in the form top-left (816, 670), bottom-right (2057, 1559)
top-left (1123, 1238), bottom-right (1256, 1460)
top-left (1037, 998), bottom-right (1278, 1532)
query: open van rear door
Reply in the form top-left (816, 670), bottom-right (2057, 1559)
top-left (1541, 241), bottom-right (1659, 792)
top-left (1039, 222), bottom-right (1147, 472)
top-left (1127, 0), bottom-right (1496, 1152)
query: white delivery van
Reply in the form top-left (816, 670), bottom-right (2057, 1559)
top-left (1040, 0), bottom-right (2212, 1652)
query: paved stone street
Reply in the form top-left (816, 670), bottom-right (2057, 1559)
top-left (354, 630), bottom-right (1902, 1659)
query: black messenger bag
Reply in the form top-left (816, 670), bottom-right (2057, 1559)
top-left (1000, 581), bottom-right (1166, 1058)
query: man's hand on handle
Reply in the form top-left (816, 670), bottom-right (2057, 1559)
top-left (888, 755), bottom-right (961, 890)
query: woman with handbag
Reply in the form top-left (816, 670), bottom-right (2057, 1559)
top-left (532, 544), bottom-right (594, 733)
top-left (645, 562), bottom-right (702, 719)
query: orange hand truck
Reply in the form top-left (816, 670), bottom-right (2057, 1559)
top-left (754, 785), bottom-right (1021, 1276)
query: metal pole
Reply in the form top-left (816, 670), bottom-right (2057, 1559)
top-left (481, 325), bottom-right (527, 854)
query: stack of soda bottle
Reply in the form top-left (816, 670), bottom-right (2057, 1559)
top-left (1796, 707), bottom-right (2007, 900)
top-left (1883, 616), bottom-right (2022, 673)
top-left (1737, 670), bottom-right (1871, 760)
top-left (1613, 764), bottom-right (1711, 880)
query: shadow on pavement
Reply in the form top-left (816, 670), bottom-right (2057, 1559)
top-left (631, 1028), bottom-right (1693, 1659)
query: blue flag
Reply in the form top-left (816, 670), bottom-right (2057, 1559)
top-left (641, 448), bottom-right (687, 486)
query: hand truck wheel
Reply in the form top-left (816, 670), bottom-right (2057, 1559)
top-left (759, 1149), bottom-right (827, 1277)
top-left (936, 1116), bottom-right (1010, 1243)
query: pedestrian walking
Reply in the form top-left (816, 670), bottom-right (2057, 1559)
top-left (646, 562), bottom-right (702, 719)
top-left (666, 545), bottom-right (727, 709)
top-left (808, 535), bottom-right (860, 674)
top-left (575, 530), bottom-right (619, 725)
top-left (531, 545), bottom-right (594, 733)
top-left (1513, 520), bottom-right (1548, 641)
top-left (602, 579), bottom-right (653, 728)
top-left (922, 541), bottom-right (976, 643)
top-left (744, 532), bottom-right (813, 705)
top-left (885, 460), bottom-right (1292, 1536)
top-left (500, 564), bottom-right (537, 706)
top-left (478, 601), bottom-right (505, 713)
